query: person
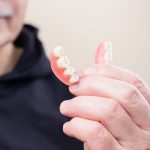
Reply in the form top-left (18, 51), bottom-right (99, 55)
top-left (0, 0), bottom-right (82, 149)
top-left (0, 0), bottom-right (150, 150)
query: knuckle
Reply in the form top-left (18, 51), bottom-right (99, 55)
top-left (105, 101), bottom-right (120, 118)
top-left (88, 122), bottom-right (105, 141)
top-left (122, 84), bottom-right (139, 106)
top-left (133, 74), bottom-right (145, 90)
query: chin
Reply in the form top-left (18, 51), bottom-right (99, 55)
top-left (0, 34), bottom-right (11, 49)
top-left (0, 23), bottom-right (23, 49)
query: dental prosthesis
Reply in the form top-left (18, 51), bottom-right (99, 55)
top-left (50, 41), bottom-right (113, 86)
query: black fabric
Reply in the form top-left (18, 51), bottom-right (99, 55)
top-left (0, 24), bottom-right (83, 150)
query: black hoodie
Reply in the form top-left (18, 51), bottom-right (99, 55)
top-left (0, 25), bottom-right (82, 150)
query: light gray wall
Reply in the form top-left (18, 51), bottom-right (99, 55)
top-left (25, 0), bottom-right (150, 84)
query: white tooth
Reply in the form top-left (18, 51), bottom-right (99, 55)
top-left (104, 41), bottom-right (113, 63)
top-left (53, 46), bottom-right (65, 57)
top-left (69, 74), bottom-right (79, 84)
top-left (105, 41), bottom-right (113, 51)
top-left (104, 50), bottom-right (113, 64)
top-left (57, 56), bottom-right (70, 68)
top-left (63, 66), bottom-right (75, 76)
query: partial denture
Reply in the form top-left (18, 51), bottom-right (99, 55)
top-left (104, 41), bottom-right (113, 64)
top-left (50, 46), bottom-right (79, 85)
top-left (50, 41), bottom-right (113, 86)
top-left (69, 74), bottom-right (79, 84)
top-left (63, 66), bottom-right (75, 76)
top-left (53, 46), bottom-right (64, 57)
top-left (95, 41), bottom-right (113, 64)
top-left (57, 56), bottom-right (70, 68)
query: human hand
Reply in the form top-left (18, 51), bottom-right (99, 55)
top-left (60, 63), bottom-right (150, 150)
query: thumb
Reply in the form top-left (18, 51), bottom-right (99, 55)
top-left (84, 143), bottom-right (90, 150)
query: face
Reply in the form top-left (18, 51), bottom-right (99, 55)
top-left (0, 0), bottom-right (28, 48)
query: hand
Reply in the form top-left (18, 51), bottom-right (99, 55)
top-left (60, 64), bottom-right (150, 150)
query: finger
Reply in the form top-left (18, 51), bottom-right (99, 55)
top-left (84, 143), bottom-right (89, 150)
top-left (83, 64), bottom-right (150, 103)
top-left (60, 96), bottom-right (140, 142)
top-left (69, 75), bottom-right (150, 130)
top-left (63, 117), bottom-right (122, 150)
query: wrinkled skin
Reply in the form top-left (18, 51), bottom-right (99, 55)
top-left (60, 61), bottom-right (150, 149)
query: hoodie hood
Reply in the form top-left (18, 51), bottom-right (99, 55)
top-left (0, 24), bottom-right (52, 82)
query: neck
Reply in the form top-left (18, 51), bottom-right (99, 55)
top-left (0, 43), bottom-right (23, 76)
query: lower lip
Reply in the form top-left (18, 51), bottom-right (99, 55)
top-left (0, 17), bottom-right (6, 24)
top-left (0, 17), bottom-right (4, 20)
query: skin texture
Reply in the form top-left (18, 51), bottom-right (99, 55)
top-left (1, 1), bottom-right (150, 149)
top-left (59, 43), bottom-right (150, 150)
top-left (0, 0), bottom-right (28, 75)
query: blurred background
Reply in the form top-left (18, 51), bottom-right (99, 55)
top-left (25, 0), bottom-right (150, 84)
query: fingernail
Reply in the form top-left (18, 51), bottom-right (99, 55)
top-left (60, 101), bottom-right (69, 114)
top-left (63, 122), bottom-right (69, 132)
top-left (83, 67), bottom-right (97, 75)
top-left (69, 83), bottom-right (79, 91)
